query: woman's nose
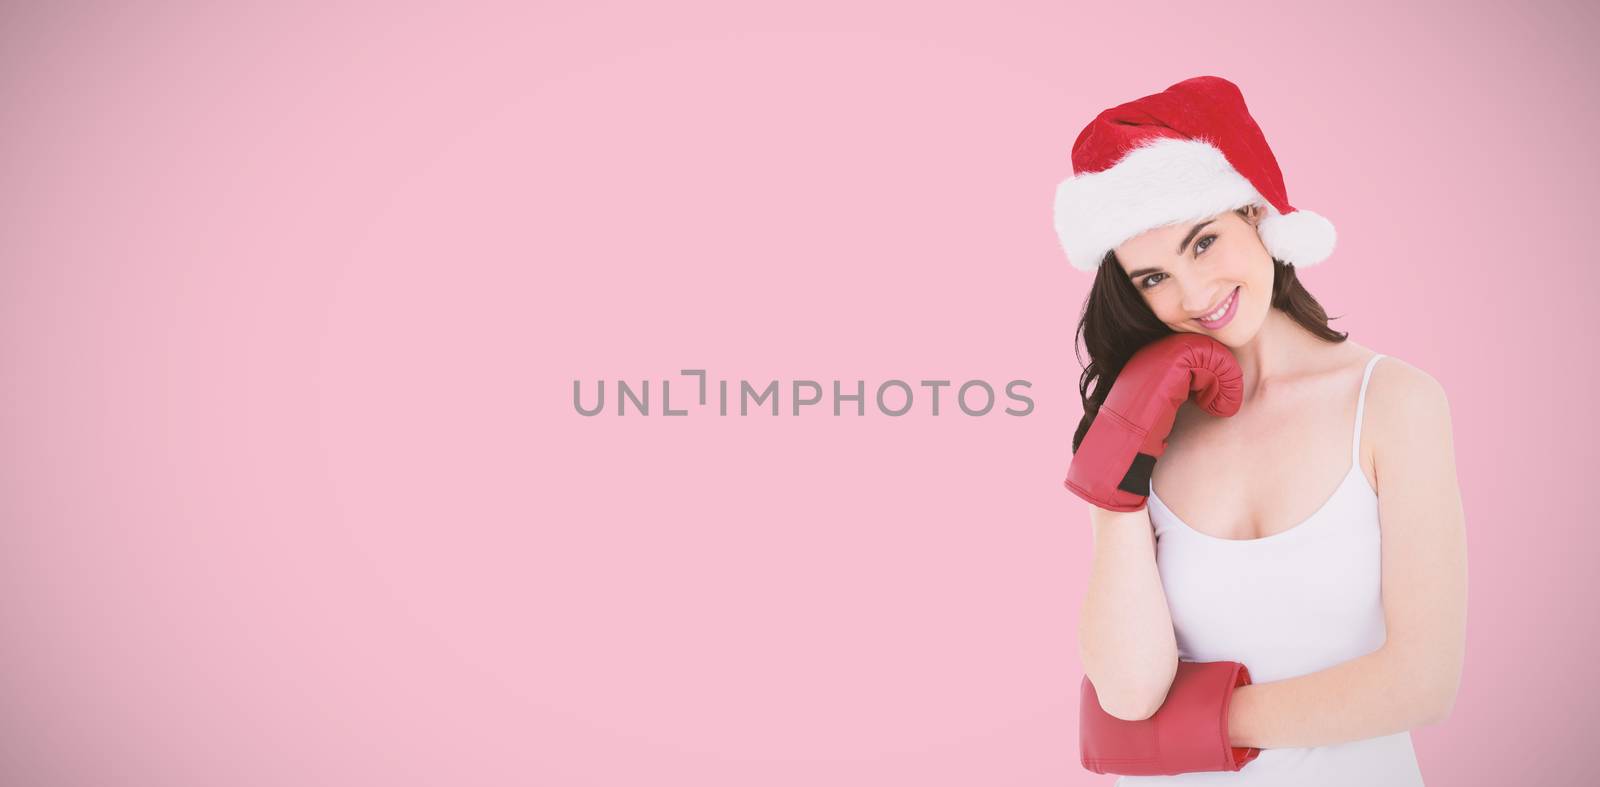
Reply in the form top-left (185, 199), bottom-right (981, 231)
top-left (1179, 284), bottom-right (1225, 315)
top-left (1179, 287), bottom-right (1210, 314)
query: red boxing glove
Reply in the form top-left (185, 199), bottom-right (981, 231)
top-left (1079, 660), bottom-right (1261, 776)
top-left (1065, 333), bottom-right (1242, 512)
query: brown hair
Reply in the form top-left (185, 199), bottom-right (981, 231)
top-left (1070, 207), bottom-right (1347, 453)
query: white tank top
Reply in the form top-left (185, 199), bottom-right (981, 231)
top-left (1117, 353), bottom-right (1426, 786)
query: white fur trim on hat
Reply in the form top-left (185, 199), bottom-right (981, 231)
top-left (1053, 136), bottom-right (1329, 272)
top-left (1256, 203), bottom-right (1336, 268)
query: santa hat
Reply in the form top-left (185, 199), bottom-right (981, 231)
top-left (1052, 76), bottom-right (1336, 273)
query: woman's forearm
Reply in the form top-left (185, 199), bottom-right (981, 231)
top-left (1077, 506), bottom-right (1178, 719)
top-left (1226, 644), bottom-right (1442, 749)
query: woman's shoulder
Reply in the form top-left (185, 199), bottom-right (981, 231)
top-left (1321, 340), bottom-right (1440, 398)
top-left (1359, 347), bottom-right (1453, 454)
top-left (1361, 348), bottom-right (1448, 408)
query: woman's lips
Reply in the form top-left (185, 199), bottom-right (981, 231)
top-left (1197, 286), bottom-right (1240, 330)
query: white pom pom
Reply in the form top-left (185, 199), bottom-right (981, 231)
top-left (1258, 209), bottom-right (1337, 267)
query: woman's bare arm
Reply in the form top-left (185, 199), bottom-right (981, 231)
top-left (1078, 505), bottom-right (1180, 719)
top-left (1225, 360), bottom-right (1467, 748)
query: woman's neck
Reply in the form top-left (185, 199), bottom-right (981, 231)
top-left (1229, 307), bottom-right (1328, 404)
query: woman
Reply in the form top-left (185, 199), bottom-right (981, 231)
top-left (1055, 77), bottom-right (1467, 784)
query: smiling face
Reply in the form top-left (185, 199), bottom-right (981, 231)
top-left (1113, 204), bottom-right (1274, 345)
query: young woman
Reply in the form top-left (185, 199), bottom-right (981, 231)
top-left (1055, 77), bottom-right (1467, 785)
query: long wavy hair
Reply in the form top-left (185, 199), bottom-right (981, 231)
top-left (1070, 207), bottom-right (1348, 453)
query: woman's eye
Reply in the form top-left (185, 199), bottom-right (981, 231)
top-left (1142, 235), bottom-right (1219, 290)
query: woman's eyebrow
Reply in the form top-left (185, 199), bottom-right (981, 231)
top-left (1176, 219), bottom-right (1216, 255)
top-left (1125, 219), bottom-right (1217, 281)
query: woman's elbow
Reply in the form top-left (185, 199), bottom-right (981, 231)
top-left (1423, 684), bottom-right (1458, 726)
top-left (1422, 657), bottom-right (1463, 726)
top-left (1099, 690), bottom-right (1164, 722)
top-left (1088, 670), bottom-right (1175, 721)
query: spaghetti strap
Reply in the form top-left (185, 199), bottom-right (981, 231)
top-left (1352, 354), bottom-right (1386, 467)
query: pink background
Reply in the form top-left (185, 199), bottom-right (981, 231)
top-left (2, 2), bottom-right (1591, 785)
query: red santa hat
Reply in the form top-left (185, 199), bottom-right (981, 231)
top-left (1052, 75), bottom-right (1336, 273)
